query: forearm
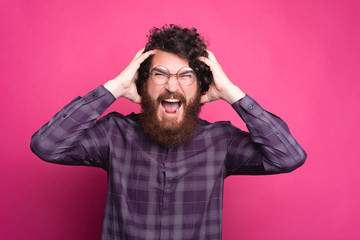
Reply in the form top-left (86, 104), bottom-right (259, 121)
top-left (30, 85), bottom-right (115, 164)
top-left (221, 84), bottom-right (246, 104)
top-left (231, 95), bottom-right (307, 173)
top-left (103, 79), bottom-right (128, 99)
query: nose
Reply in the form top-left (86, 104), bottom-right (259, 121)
top-left (165, 74), bottom-right (180, 93)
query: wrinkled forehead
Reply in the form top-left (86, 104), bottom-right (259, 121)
top-left (150, 50), bottom-right (190, 72)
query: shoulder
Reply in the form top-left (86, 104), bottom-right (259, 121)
top-left (198, 118), bottom-right (236, 128)
top-left (197, 118), bottom-right (242, 136)
top-left (97, 112), bottom-right (141, 129)
top-left (105, 111), bottom-right (139, 120)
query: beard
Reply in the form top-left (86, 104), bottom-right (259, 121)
top-left (139, 83), bottom-right (202, 148)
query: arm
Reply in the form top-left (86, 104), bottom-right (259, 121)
top-left (226, 95), bottom-right (306, 175)
top-left (30, 85), bottom-right (115, 169)
top-left (199, 51), bottom-right (306, 175)
top-left (30, 48), bottom-right (156, 168)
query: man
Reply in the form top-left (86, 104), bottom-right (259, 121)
top-left (31, 25), bottom-right (306, 240)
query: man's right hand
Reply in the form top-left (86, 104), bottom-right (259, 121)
top-left (104, 48), bottom-right (156, 103)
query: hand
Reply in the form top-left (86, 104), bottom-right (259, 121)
top-left (104, 48), bottom-right (156, 103)
top-left (199, 50), bottom-right (245, 104)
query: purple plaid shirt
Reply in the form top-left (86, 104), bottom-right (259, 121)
top-left (31, 85), bottom-right (306, 240)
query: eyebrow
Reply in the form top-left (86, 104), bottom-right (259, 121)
top-left (152, 67), bottom-right (168, 74)
top-left (152, 66), bottom-right (194, 75)
top-left (179, 69), bottom-right (194, 74)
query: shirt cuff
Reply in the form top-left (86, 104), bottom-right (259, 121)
top-left (231, 95), bottom-right (264, 118)
top-left (82, 85), bottom-right (116, 115)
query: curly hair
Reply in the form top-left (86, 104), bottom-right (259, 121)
top-left (136, 24), bottom-right (213, 95)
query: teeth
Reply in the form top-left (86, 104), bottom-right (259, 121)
top-left (164, 99), bottom-right (180, 102)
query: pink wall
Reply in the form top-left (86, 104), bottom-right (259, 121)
top-left (1, 0), bottom-right (359, 239)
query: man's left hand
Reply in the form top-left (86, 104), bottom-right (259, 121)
top-left (199, 50), bottom-right (246, 105)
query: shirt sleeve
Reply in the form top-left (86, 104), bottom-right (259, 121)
top-left (30, 85), bottom-right (116, 170)
top-left (225, 95), bottom-right (307, 175)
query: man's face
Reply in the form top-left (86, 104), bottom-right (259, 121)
top-left (140, 50), bottom-right (202, 147)
top-left (147, 50), bottom-right (199, 125)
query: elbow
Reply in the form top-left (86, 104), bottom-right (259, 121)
top-left (282, 149), bottom-right (307, 173)
top-left (263, 149), bottom-right (307, 174)
top-left (30, 134), bottom-right (77, 165)
top-left (30, 134), bottom-right (40, 155)
top-left (30, 134), bottom-right (55, 162)
top-left (30, 135), bottom-right (46, 160)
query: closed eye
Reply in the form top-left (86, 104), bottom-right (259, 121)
top-left (154, 72), bottom-right (168, 77)
top-left (180, 74), bottom-right (192, 78)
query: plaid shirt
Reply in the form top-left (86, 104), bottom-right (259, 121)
top-left (31, 85), bottom-right (306, 240)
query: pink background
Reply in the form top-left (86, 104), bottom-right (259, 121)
top-left (1, 0), bottom-right (359, 239)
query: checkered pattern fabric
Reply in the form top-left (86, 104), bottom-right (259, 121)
top-left (31, 85), bottom-right (306, 240)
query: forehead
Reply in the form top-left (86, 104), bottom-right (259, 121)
top-left (150, 50), bottom-right (189, 72)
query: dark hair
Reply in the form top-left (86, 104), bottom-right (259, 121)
top-left (136, 24), bottom-right (213, 95)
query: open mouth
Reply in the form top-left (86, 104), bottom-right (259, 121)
top-left (161, 99), bottom-right (183, 113)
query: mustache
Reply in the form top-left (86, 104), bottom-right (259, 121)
top-left (156, 92), bottom-right (187, 105)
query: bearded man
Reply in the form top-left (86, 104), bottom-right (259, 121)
top-left (31, 25), bottom-right (306, 240)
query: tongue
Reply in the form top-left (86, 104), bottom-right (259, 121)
top-left (162, 102), bottom-right (180, 113)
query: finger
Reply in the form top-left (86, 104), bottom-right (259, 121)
top-left (133, 95), bottom-right (142, 104)
top-left (206, 50), bottom-right (219, 63)
top-left (198, 56), bottom-right (216, 69)
top-left (200, 94), bottom-right (211, 104)
top-left (134, 71), bottom-right (138, 81)
top-left (131, 48), bottom-right (145, 61)
top-left (133, 49), bottom-right (157, 65)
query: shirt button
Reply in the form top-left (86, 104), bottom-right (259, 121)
top-left (92, 91), bottom-right (98, 97)
top-left (247, 104), bottom-right (253, 110)
top-left (62, 114), bottom-right (67, 118)
top-left (274, 129), bottom-right (279, 135)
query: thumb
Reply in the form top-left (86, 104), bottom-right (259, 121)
top-left (132, 95), bottom-right (142, 104)
top-left (200, 94), bottom-right (210, 104)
